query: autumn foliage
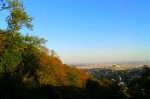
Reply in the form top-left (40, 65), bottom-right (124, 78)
top-left (0, 1), bottom-right (150, 99)
top-left (36, 47), bottom-right (89, 87)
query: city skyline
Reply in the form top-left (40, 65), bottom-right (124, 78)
top-left (1, 0), bottom-right (150, 64)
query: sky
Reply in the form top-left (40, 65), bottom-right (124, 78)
top-left (1, 0), bottom-right (150, 64)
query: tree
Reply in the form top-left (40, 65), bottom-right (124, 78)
top-left (37, 48), bottom-right (68, 86)
top-left (0, 0), bottom-right (35, 73)
top-left (64, 66), bottom-right (80, 86)
top-left (0, 32), bottom-right (23, 73)
top-left (0, 0), bottom-right (33, 35)
top-left (6, 0), bottom-right (33, 34)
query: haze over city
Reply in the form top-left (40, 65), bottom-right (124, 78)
top-left (1, 0), bottom-right (150, 64)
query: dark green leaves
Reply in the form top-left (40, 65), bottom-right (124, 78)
top-left (0, 49), bottom-right (21, 72)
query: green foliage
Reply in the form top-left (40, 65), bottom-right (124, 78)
top-left (0, 0), bottom-right (35, 73)
top-left (6, 0), bottom-right (33, 32)
top-left (0, 32), bottom-right (21, 72)
top-left (65, 66), bottom-right (80, 86)
top-left (1, 0), bottom-right (33, 33)
top-left (0, 30), bottom-right (46, 74)
top-left (0, 0), bottom-right (91, 98)
top-left (0, 49), bottom-right (21, 72)
top-left (1, 0), bottom-right (150, 99)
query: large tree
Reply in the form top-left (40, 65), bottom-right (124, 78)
top-left (0, 0), bottom-right (35, 73)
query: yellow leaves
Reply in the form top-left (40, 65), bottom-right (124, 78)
top-left (37, 48), bottom-right (68, 86)
top-left (64, 65), bottom-right (90, 87)
top-left (77, 69), bottom-right (90, 87)
top-left (37, 47), bottom-right (90, 87)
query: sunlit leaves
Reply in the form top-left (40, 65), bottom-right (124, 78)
top-left (2, 0), bottom-right (34, 33)
top-left (7, 7), bottom-right (33, 32)
top-left (24, 34), bottom-right (47, 48)
top-left (37, 49), bottom-right (68, 86)
top-left (0, 0), bottom-right (93, 95)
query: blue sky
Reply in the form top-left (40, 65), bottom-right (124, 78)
top-left (1, 0), bottom-right (150, 64)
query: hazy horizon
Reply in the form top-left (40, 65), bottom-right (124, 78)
top-left (1, 0), bottom-right (150, 64)
top-left (65, 59), bottom-right (150, 65)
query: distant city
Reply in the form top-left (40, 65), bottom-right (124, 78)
top-left (71, 60), bottom-right (150, 70)
top-left (71, 60), bottom-right (150, 85)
